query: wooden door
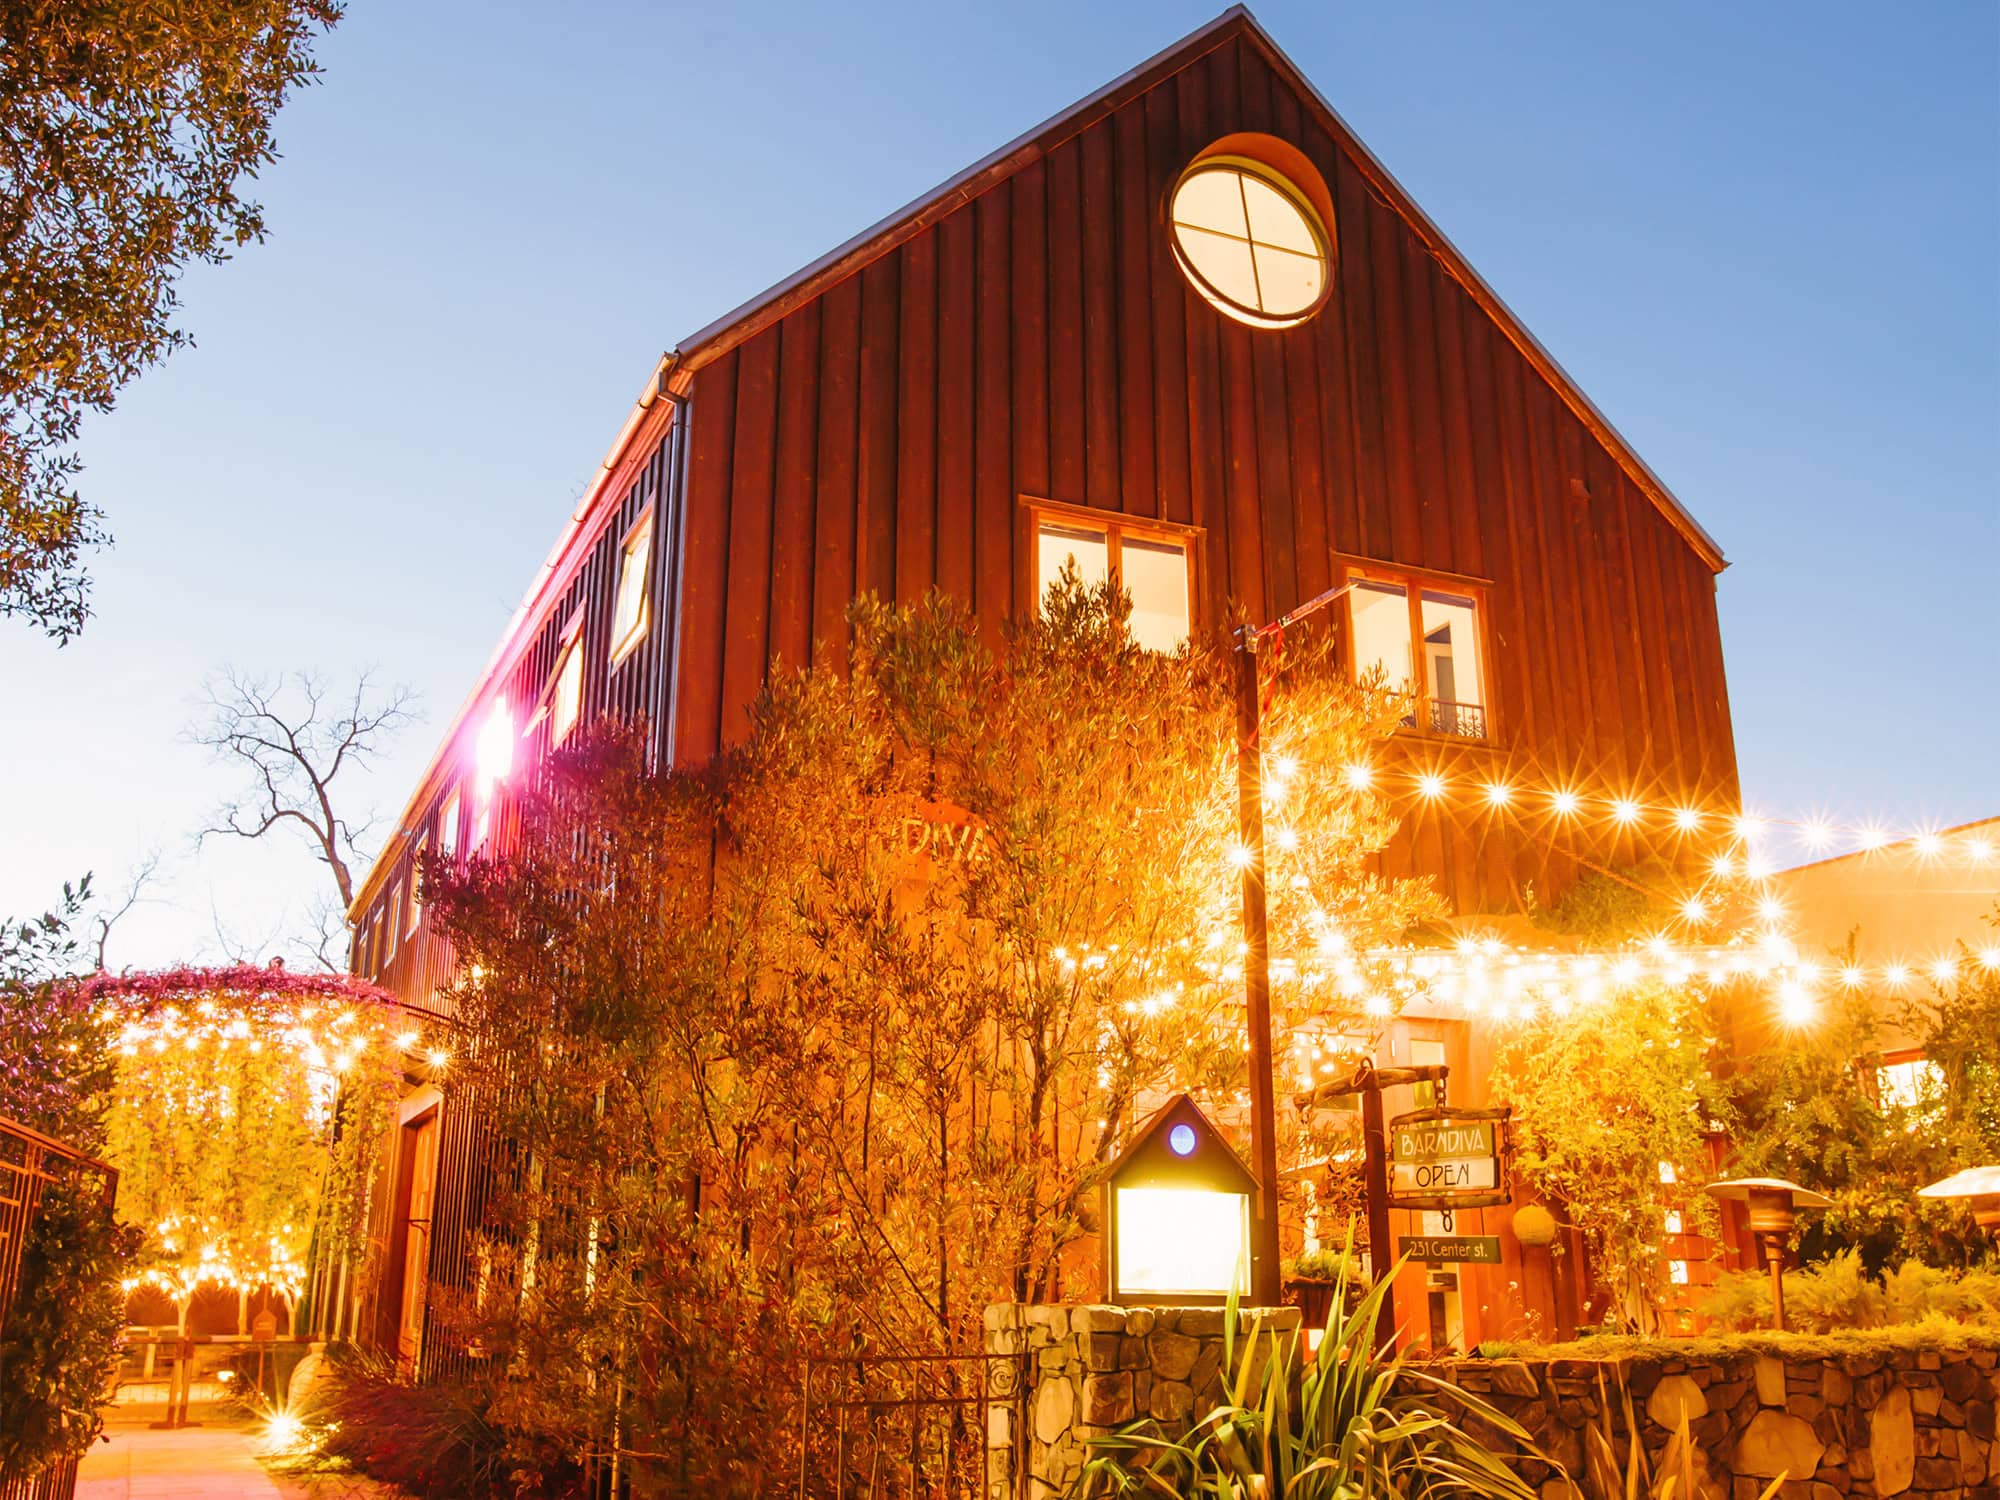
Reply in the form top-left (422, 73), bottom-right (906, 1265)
top-left (396, 1109), bottom-right (440, 1369)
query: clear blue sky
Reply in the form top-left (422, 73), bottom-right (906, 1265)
top-left (1, 1), bottom-right (1993, 968)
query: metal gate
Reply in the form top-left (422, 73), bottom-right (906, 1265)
top-left (797, 1348), bottom-right (1028, 1500)
top-left (0, 1116), bottom-right (119, 1500)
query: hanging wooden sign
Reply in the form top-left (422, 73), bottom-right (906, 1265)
top-left (1386, 1105), bottom-right (1511, 1211)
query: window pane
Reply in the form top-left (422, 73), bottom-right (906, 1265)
top-left (1175, 224), bottom-right (1262, 309)
top-left (1170, 166), bottom-right (1250, 240)
top-left (1037, 523), bottom-right (1109, 611)
top-left (1241, 173), bottom-right (1319, 255)
top-left (1123, 536), bottom-right (1189, 652)
top-left (611, 518), bottom-right (653, 653)
top-left (1349, 581), bottom-right (1411, 691)
top-left (438, 789), bottom-right (459, 857)
top-left (1251, 243), bottom-right (1324, 317)
top-left (1420, 589), bottom-right (1482, 722)
top-left (552, 642), bottom-right (583, 743)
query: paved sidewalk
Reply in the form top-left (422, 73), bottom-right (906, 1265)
top-left (76, 1419), bottom-right (285, 1500)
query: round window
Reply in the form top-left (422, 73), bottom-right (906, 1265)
top-left (1168, 156), bottom-right (1331, 330)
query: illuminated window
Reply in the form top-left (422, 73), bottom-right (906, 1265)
top-left (1346, 572), bottom-right (1486, 740)
top-left (473, 797), bottom-right (492, 851)
top-left (551, 639), bottom-right (584, 744)
top-left (1876, 1057), bottom-right (1943, 1118)
top-left (1663, 1210), bottom-right (1684, 1235)
top-left (438, 787), bottom-right (460, 859)
top-left (1669, 1259), bottom-right (1690, 1286)
top-left (1034, 511), bottom-right (1192, 653)
top-left (1658, 1161), bottom-right (1678, 1185)
top-left (609, 512), bottom-right (653, 664)
top-left (384, 883), bottom-right (402, 958)
top-left (1169, 158), bottom-right (1330, 330)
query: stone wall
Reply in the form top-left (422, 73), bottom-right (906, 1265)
top-left (1440, 1345), bottom-right (1999, 1500)
top-left (982, 1302), bottom-right (1301, 1500)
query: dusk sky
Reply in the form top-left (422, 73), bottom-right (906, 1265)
top-left (2, 1), bottom-right (1993, 970)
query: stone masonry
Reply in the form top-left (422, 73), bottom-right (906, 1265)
top-left (1439, 1343), bottom-right (1999, 1500)
top-left (982, 1302), bottom-right (1302, 1500)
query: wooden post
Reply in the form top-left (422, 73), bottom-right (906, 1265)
top-left (1233, 630), bottom-right (1282, 1309)
top-left (1359, 1069), bottom-right (1396, 1351)
top-left (1766, 1235), bottom-right (1787, 1332)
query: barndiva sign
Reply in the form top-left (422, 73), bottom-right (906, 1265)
top-left (1386, 1105), bottom-right (1511, 1212)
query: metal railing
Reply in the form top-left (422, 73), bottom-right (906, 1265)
top-left (793, 1348), bottom-right (1028, 1500)
top-left (1427, 699), bottom-right (1487, 741)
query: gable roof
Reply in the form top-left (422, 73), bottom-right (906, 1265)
top-left (665, 5), bottom-right (1725, 572)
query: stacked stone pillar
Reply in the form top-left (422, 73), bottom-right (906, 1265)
top-left (982, 1303), bottom-right (1301, 1499)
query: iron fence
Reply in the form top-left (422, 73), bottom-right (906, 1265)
top-left (0, 1116), bottom-right (119, 1500)
top-left (1428, 699), bottom-right (1487, 740)
top-left (794, 1348), bottom-right (1027, 1500)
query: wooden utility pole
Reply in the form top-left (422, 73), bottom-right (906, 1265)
top-left (1233, 627), bottom-right (1282, 1309)
top-left (1230, 581), bottom-right (1358, 1310)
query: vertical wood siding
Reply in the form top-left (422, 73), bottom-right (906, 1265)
top-left (669, 35), bottom-right (1738, 915)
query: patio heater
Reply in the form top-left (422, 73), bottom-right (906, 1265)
top-left (1917, 1165), bottom-right (2000, 1239)
top-left (1705, 1177), bottom-right (1831, 1331)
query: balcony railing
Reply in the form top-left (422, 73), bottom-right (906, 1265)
top-left (1428, 699), bottom-right (1487, 741)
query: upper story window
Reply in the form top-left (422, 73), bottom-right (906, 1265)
top-left (438, 786), bottom-right (460, 859)
top-left (1347, 571), bottom-right (1487, 741)
top-left (609, 510), bottom-right (653, 665)
top-left (384, 881), bottom-right (403, 958)
top-left (1033, 508), bottom-right (1193, 653)
top-left (1876, 1056), bottom-right (1943, 1118)
top-left (1168, 142), bottom-right (1333, 332)
top-left (551, 637), bottom-right (584, 745)
top-left (407, 837), bottom-right (426, 935)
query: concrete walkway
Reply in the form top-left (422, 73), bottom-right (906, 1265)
top-left (76, 1418), bottom-right (288, 1500)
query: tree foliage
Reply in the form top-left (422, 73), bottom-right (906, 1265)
top-left (0, 0), bottom-right (341, 639)
top-left (418, 579), bottom-right (1436, 1493)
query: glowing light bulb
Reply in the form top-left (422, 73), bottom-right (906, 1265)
top-left (1611, 798), bottom-right (1641, 825)
top-left (1710, 852), bottom-right (1735, 878)
top-left (1672, 807), bottom-right (1703, 833)
top-left (1275, 827), bottom-right (1298, 852)
top-left (1801, 821), bottom-right (1834, 852)
top-left (427, 1048), bottom-right (450, 1070)
top-left (1551, 789), bottom-right (1580, 817)
top-left (1929, 958), bottom-right (1958, 983)
top-left (1734, 814), bottom-right (1765, 844)
top-left (1914, 832), bottom-right (1944, 861)
top-left (1483, 782), bottom-right (1512, 808)
top-left (1977, 947), bottom-right (2000, 973)
top-left (1883, 963), bottom-right (1910, 989)
top-left (1857, 827), bottom-right (1888, 851)
top-left (1272, 754), bottom-right (1299, 781)
top-left (1757, 897), bottom-right (1785, 924)
top-left (1343, 763), bottom-right (1373, 791)
top-left (1227, 844), bottom-right (1254, 870)
top-left (1417, 773), bottom-right (1446, 800)
top-left (1968, 839), bottom-right (1995, 866)
top-left (1680, 897), bottom-right (1708, 923)
top-left (1778, 981), bottom-right (1817, 1027)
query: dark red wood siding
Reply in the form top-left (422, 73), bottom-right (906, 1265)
top-left (667, 34), bottom-right (1737, 915)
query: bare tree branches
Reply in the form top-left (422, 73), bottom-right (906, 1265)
top-left (91, 847), bottom-right (164, 971)
top-left (188, 668), bottom-right (419, 939)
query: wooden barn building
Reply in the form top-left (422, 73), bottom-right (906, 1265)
top-left (344, 7), bottom-right (1739, 1366)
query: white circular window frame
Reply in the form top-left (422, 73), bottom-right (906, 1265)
top-left (1167, 154), bottom-right (1334, 331)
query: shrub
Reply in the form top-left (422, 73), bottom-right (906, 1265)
top-left (1701, 1252), bottom-right (2000, 1334)
top-left (291, 1349), bottom-right (523, 1500)
top-left (0, 1176), bottom-right (138, 1484)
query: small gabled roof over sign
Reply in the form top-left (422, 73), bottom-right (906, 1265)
top-left (665, 5), bottom-right (1725, 573)
top-left (1108, 1092), bottom-right (1261, 1195)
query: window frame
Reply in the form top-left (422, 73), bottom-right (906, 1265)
top-left (608, 506), bottom-right (655, 668)
top-left (1019, 496), bottom-right (1204, 651)
top-left (438, 786), bottom-right (461, 860)
top-left (406, 836), bottom-right (426, 936)
top-left (1338, 557), bottom-right (1497, 745)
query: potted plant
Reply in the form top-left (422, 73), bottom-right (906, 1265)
top-left (1282, 1244), bottom-right (1368, 1332)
